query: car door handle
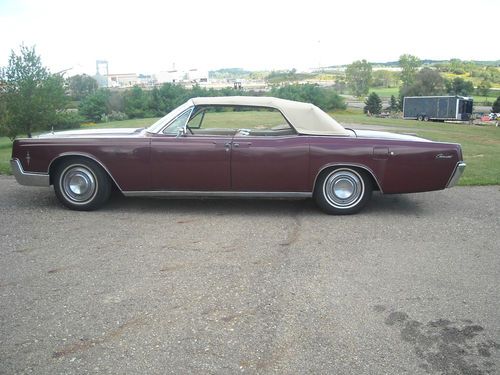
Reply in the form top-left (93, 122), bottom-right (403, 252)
top-left (233, 142), bottom-right (252, 148)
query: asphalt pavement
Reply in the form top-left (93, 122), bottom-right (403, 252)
top-left (0, 176), bottom-right (499, 374)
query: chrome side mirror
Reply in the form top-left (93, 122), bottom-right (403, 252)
top-left (176, 127), bottom-right (187, 138)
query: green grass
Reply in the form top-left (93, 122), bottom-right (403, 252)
top-left (471, 94), bottom-right (498, 105)
top-left (332, 109), bottom-right (500, 185)
top-left (2, 112), bottom-right (499, 186)
top-left (368, 87), bottom-right (399, 98)
top-left (0, 137), bottom-right (11, 175)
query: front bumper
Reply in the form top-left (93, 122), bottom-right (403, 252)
top-left (10, 159), bottom-right (50, 187)
top-left (446, 162), bottom-right (466, 188)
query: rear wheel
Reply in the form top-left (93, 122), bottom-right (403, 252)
top-left (423, 115), bottom-right (429, 121)
top-left (53, 157), bottom-right (111, 211)
top-left (314, 167), bottom-right (373, 215)
top-left (417, 115), bottom-right (423, 121)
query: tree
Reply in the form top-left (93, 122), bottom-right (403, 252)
top-left (345, 59), bottom-right (372, 97)
top-left (493, 96), bottom-right (500, 113)
top-left (476, 80), bottom-right (491, 97)
top-left (78, 89), bottom-right (109, 122)
top-left (372, 70), bottom-right (399, 88)
top-left (333, 78), bottom-right (347, 94)
top-left (389, 95), bottom-right (398, 112)
top-left (67, 74), bottom-right (98, 100)
top-left (0, 45), bottom-right (68, 139)
top-left (364, 92), bottom-right (382, 115)
top-left (148, 86), bottom-right (166, 116)
top-left (123, 86), bottom-right (149, 118)
top-left (270, 84), bottom-right (346, 111)
top-left (400, 68), bottom-right (446, 97)
top-left (399, 54), bottom-right (421, 87)
top-left (449, 58), bottom-right (466, 74)
top-left (446, 77), bottom-right (474, 96)
top-left (159, 83), bottom-right (190, 112)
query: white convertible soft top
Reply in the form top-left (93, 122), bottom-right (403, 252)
top-left (190, 96), bottom-right (350, 136)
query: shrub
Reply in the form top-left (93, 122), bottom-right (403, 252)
top-left (107, 111), bottom-right (128, 121)
top-left (79, 90), bottom-right (109, 122)
top-left (493, 96), bottom-right (500, 113)
top-left (52, 111), bottom-right (82, 130)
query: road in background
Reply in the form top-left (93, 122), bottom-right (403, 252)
top-left (0, 176), bottom-right (499, 374)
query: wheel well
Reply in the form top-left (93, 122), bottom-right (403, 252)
top-left (314, 165), bottom-right (381, 193)
top-left (48, 155), bottom-right (120, 191)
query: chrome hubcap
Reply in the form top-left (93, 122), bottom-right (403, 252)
top-left (61, 166), bottom-right (96, 203)
top-left (324, 169), bottom-right (364, 209)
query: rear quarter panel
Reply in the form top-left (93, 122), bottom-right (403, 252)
top-left (308, 136), bottom-right (461, 194)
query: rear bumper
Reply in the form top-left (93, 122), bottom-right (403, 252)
top-left (446, 162), bottom-right (466, 188)
top-left (10, 159), bottom-right (50, 187)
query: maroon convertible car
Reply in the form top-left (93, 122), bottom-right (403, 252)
top-left (10, 96), bottom-right (466, 214)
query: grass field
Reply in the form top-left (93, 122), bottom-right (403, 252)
top-left (0, 137), bottom-right (11, 175)
top-left (368, 87), bottom-right (399, 98)
top-left (1, 111), bottom-right (499, 186)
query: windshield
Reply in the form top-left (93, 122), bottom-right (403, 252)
top-left (146, 100), bottom-right (193, 133)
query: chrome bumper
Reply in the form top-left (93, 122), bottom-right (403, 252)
top-left (446, 162), bottom-right (466, 188)
top-left (10, 159), bottom-right (50, 187)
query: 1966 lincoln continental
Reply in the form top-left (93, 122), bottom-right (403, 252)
top-left (10, 96), bottom-right (466, 214)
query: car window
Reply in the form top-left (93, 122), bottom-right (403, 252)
top-left (186, 106), bottom-right (295, 136)
top-left (147, 101), bottom-right (193, 133)
top-left (162, 108), bottom-right (193, 135)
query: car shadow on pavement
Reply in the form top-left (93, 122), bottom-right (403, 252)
top-left (98, 191), bottom-right (423, 216)
top-left (2, 185), bottom-right (423, 215)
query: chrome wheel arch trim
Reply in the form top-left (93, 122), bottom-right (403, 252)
top-left (47, 152), bottom-right (123, 191)
top-left (313, 163), bottom-right (383, 194)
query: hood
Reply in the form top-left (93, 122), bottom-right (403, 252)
top-left (36, 127), bottom-right (145, 139)
top-left (353, 129), bottom-right (431, 142)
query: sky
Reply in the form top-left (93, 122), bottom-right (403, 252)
top-left (0, 0), bottom-right (498, 76)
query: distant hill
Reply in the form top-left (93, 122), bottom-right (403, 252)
top-left (209, 68), bottom-right (252, 79)
top-left (327, 59), bottom-right (500, 69)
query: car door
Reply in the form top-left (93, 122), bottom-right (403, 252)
top-left (229, 108), bottom-right (309, 192)
top-left (150, 108), bottom-right (232, 191)
top-left (230, 133), bottom-right (309, 192)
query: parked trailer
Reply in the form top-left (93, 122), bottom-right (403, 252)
top-left (403, 96), bottom-right (473, 121)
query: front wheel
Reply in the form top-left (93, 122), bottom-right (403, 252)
top-left (53, 157), bottom-right (111, 211)
top-left (314, 167), bottom-right (373, 215)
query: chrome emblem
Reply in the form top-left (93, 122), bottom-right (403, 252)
top-left (436, 153), bottom-right (453, 159)
top-left (25, 151), bottom-right (31, 166)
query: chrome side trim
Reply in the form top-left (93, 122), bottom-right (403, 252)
top-left (446, 162), bottom-right (466, 188)
top-left (47, 152), bottom-right (123, 191)
top-left (10, 158), bottom-right (50, 187)
top-left (313, 163), bottom-right (383, 193)
top-left (122, 191), bottom-right (312, 198)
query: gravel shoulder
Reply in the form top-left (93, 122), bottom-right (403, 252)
top-left (0, 176), bottom-right (499, 374)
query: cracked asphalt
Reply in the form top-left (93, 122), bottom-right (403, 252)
top-left (0, 175), bottom-right (499, 374)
